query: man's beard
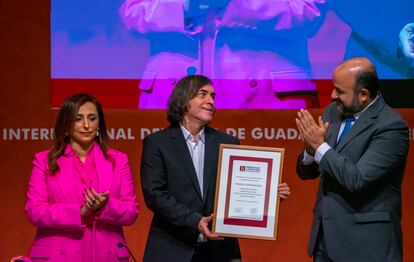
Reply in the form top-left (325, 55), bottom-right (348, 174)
top-left (336, 96), bottom-right (363, 117)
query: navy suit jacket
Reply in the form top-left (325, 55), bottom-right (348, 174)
top-left (297, 95), bottom-right (409, 262)
top-left (141, 126), bottom-right (241, 262)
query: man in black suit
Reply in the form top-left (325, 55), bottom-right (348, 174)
top-left (295, 57), bottom-right (409, 261)
top-left (141, 75), bottom-right (289, 262)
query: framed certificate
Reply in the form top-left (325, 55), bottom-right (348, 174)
top-left (212, 144), bottom-right (284, 240)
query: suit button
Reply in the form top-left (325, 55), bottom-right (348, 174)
top-left (249, 78), bottom-right (258, 87)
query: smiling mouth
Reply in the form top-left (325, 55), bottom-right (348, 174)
top-left (202, 107), bottom-right (214, 112)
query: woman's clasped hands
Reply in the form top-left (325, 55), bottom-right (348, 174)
top-left (81, 187), bottom-right (109, 216)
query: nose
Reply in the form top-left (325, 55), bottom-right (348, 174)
top-left (82, 118), bottom-right (90, 129)
top-left (206, 94), bottom-right (215, 105)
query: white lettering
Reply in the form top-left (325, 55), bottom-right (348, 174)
top-left (264, 128), bottom-right (275, 140)
top-left (226, 128), bottom-right (245, 139)
top-left (251, 128), bottom-right (262, 140)
top-left (10, 129), bottom-right (20, 140)
top-left (250, 128), bottom-right (302, 140)
top-left (275, 128), bottom-right (286, 140)
top-left (140, 128), bottom-right (151, 139)
top-left (31, 129), bottom-right (39, 140)
top-left (2, 128), bottom-right (135, 141)
top-left (287, 128), bottom-right (299, 139)
top-left (238, 128), bottom-right (246, 139)
top-left (108, 128), bottom-right (136, 140)
top-left (5, 126), bottom-right (411, 141)
top-left (127, 128), bottom-right (135, 139)
top-left (40, 128), bottom-right (49, 140)
top-left (107, 128), bottom-right (115, 140)
top-left (226, 128), bottom-right (237, 137)
top-left (116, 129), bottom-right (127, 140)
top-left (140, 128), bottom-right (162, 139)
top-left (22, 128), bottom-right (30, 140)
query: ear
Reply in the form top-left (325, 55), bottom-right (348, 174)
top-left (359, 88), bottom-right (370, 103)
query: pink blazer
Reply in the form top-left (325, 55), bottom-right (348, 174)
top-left (25, 145), bottom-right (139, 261)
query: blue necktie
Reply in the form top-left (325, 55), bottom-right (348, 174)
top-left (337, 115), bottom-right (355, 145)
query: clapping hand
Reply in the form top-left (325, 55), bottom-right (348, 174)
top-left (81, 187), bottom-right (109, 216)
top-left (295, 109), bottom-right (329, 156)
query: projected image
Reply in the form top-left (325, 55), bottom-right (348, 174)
top-left (51, 0), bottom-right (414, 109)
top-left (330, 0), bottom-right (413, 78)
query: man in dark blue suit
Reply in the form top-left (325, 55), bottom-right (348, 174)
top-left (296, 57), bottom-right (409, 262)
top-left (141, 75), bottom-right (290, 262)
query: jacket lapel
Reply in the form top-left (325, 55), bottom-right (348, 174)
top-left (326, 111), bottom-right (342, 148)
top-left (170, 127), bottom-right (203, 200)
top-left (336, 95), bottom-right (384, 151)
top-left (94, 144), bottom-right (113, 193)
top-left (203, 127), bottom-right (217, 203)
top-left (56, 143), bottom-right (114, 203)
top-left (56, 149), bottom-right (81, 203)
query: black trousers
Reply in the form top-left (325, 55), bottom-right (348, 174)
top-left (313, 226), bottom-right (334, 262)
top-left (191, 240), bottom-right (241, 262)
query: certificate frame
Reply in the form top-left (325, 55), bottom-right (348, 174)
top-left (212, 144), bottom-right (285, 240)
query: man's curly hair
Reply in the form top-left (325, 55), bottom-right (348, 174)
top-left (167, 75), bottom-right (212, 126)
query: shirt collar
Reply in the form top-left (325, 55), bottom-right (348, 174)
top-left (353, 94), bottom-right (379, 119)
top-left (64, 142), bottom-right (96, 157)
top-left (180, 124), bottom-right (205, 144)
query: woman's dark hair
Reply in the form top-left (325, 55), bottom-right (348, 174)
top-left (48, 93), bottom-right (110, 174)
top-left (167, 75), bottom-right (213, 126)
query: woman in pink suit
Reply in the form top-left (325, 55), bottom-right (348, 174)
top-left (25, 93), bottom-right (139, 261)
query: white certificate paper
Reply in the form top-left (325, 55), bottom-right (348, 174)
top-left (228, 160), bottom-right (269, 221)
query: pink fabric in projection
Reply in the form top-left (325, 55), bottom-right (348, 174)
top-left (119, 0), bottom-right (329, 108)
top-left (51, 0), bottom-right (356, 109)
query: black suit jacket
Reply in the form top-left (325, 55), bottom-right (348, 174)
top-left (297, 95), bottom-right (409, 262)
top-left (141, 126), bottom-right (241, 262)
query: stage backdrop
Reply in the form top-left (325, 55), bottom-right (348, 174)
top-left (1, 1), bottom-right (413, 262)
